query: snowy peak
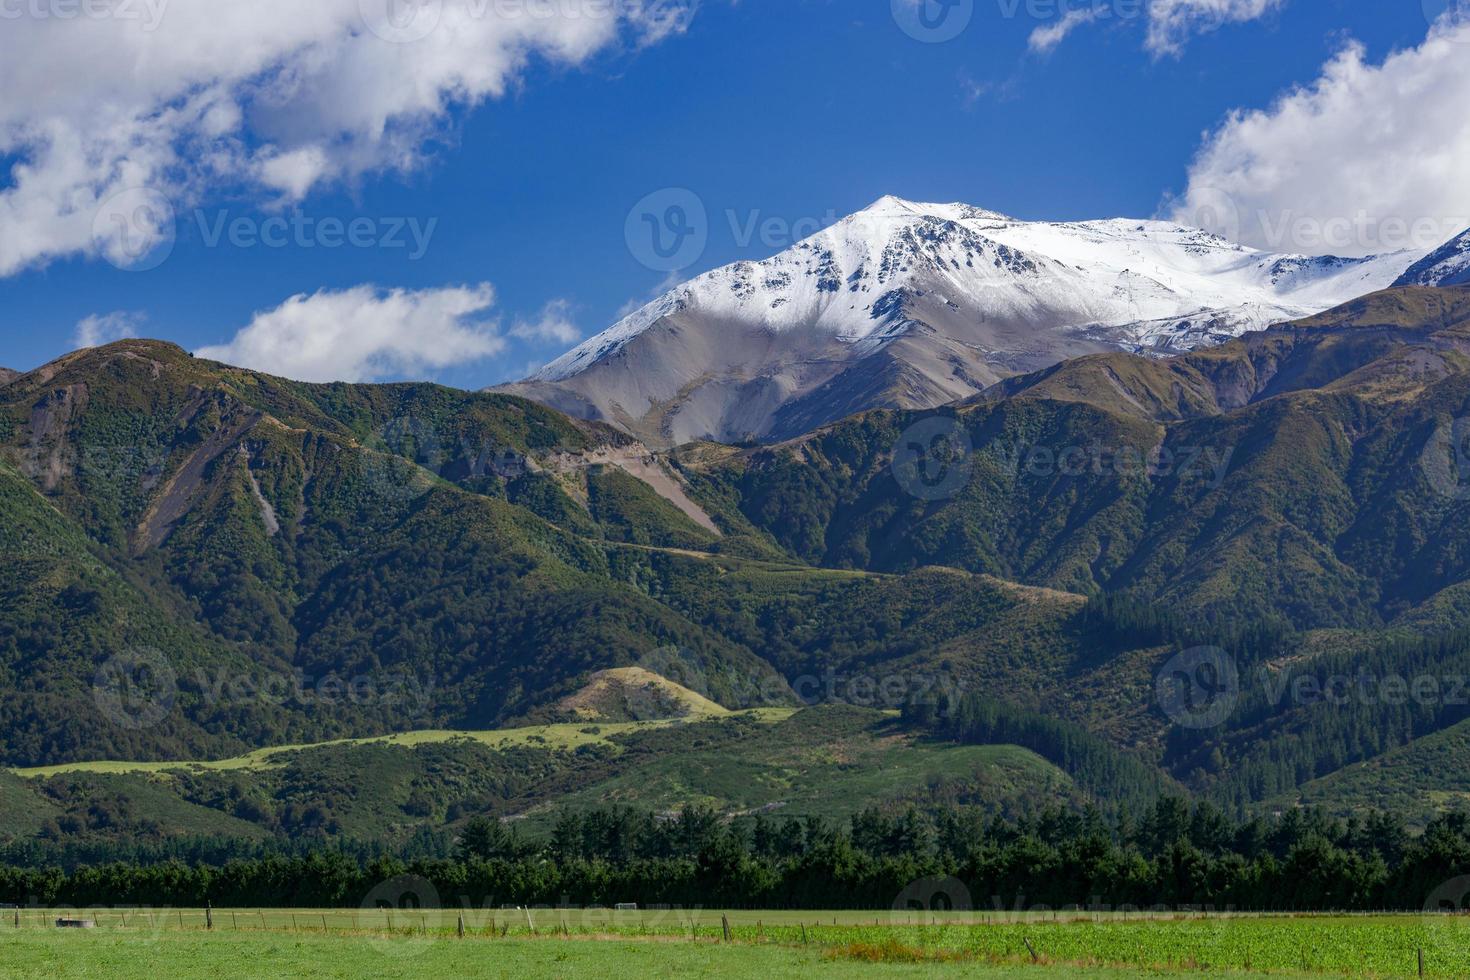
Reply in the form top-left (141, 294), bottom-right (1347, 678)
top-left (854, 194), bottom-right (1015, 224)
top-left (1395, 228), bottom-right (1470, 288)
top-left (509, 197), bottom-right (1432, 446)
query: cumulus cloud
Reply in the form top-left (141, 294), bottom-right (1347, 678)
top-left (1171, 16), bottom-right (1470, 257)
top-left (0, 0), bottom-right (695, 276)
top-left (510, 299), bottom-right (581, 344)
top-left (1146, 0), bottom-right (1284, 57)
top-left (74, 311), bottom-right (145, 348)
top-left (196, 283), bottom-right (505, 382)
top-left (1029, 8), bottom-right (1105, 55)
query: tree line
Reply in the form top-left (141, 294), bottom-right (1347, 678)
top-left (4, 799), bottom-right (1470, 912)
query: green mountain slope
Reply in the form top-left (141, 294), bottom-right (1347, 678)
top-left (14, 290), bottom-right (1470, 830)
top-left (693, 286), bottom-right (1470, 632)
top-left (1272, 717), bottom-right (1470, 829)
top-left (0, 342), bottom-right (799, 765)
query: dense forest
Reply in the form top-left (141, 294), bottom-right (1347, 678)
top-left (4, 800), bottom-right (1470, 913)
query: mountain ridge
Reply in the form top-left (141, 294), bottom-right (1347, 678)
top-left (16, 295), bottom-right (1470, 826)
top-left (500, 195), bottom-right (1433, 446)
top-left (1394, 228), bottom-right (1470, 288)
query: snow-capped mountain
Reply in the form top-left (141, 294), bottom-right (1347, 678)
top-left (1395, 228), bottom-right (1470, 288)
top-left (501, 196), bottom-right (1428, 446)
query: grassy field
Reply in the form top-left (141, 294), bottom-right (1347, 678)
top-left (8, 710), bottom-right (801, 779)
top-left (2, 909), bottom-right (1468, 978)
top-left (0, 930), bottom-right (1291, 980)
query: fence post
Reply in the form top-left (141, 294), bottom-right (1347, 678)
top-left (458, 914), bottom-right (465, 939)
top-left (206, 903), bottom-right (213, 931)
top-left (1419, 947), bottom-right (1425, 978)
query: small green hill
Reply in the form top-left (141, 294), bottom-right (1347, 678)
top-left (2, 707), bottom-right (1074, 846)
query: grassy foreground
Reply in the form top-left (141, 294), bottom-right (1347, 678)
top-left (2, 911), bottom-right (1469, 978)
top-left (0, 931), bottom-right (1290, 980)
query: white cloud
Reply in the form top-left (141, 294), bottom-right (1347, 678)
top-left (74, 311), bottom-right (145, 348)
top-left (1025, 0), bottom-right (1283, 57)
top-left (196, 283), bottom-right (505, 382)
top-left (511, 299), bottom-right (580, 344)
top-left (1029, 8), bottom-right (1105, 55)
top-left (1172, 16), bottom-right (1470, 257)
top-left (0, 0), bottom-right (696, 277)
top-left (1146, 0), bottom-right (1283, 57)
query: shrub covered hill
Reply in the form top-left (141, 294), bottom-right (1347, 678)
top-left (0, 339), bottom-right (1100, 768)
top-left (7, 286), bottom-right (1470, 835)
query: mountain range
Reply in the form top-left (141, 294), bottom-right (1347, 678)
top-left (501, 196), bottom-right (1445, 446)
top-left (8, 264), bottom-right (1470, 843)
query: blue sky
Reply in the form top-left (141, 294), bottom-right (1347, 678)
top-left (0, 0), bottom-right (1460, 385)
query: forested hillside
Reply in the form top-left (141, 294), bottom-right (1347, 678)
top-left (8, 291), bottom-right (1470, 836)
